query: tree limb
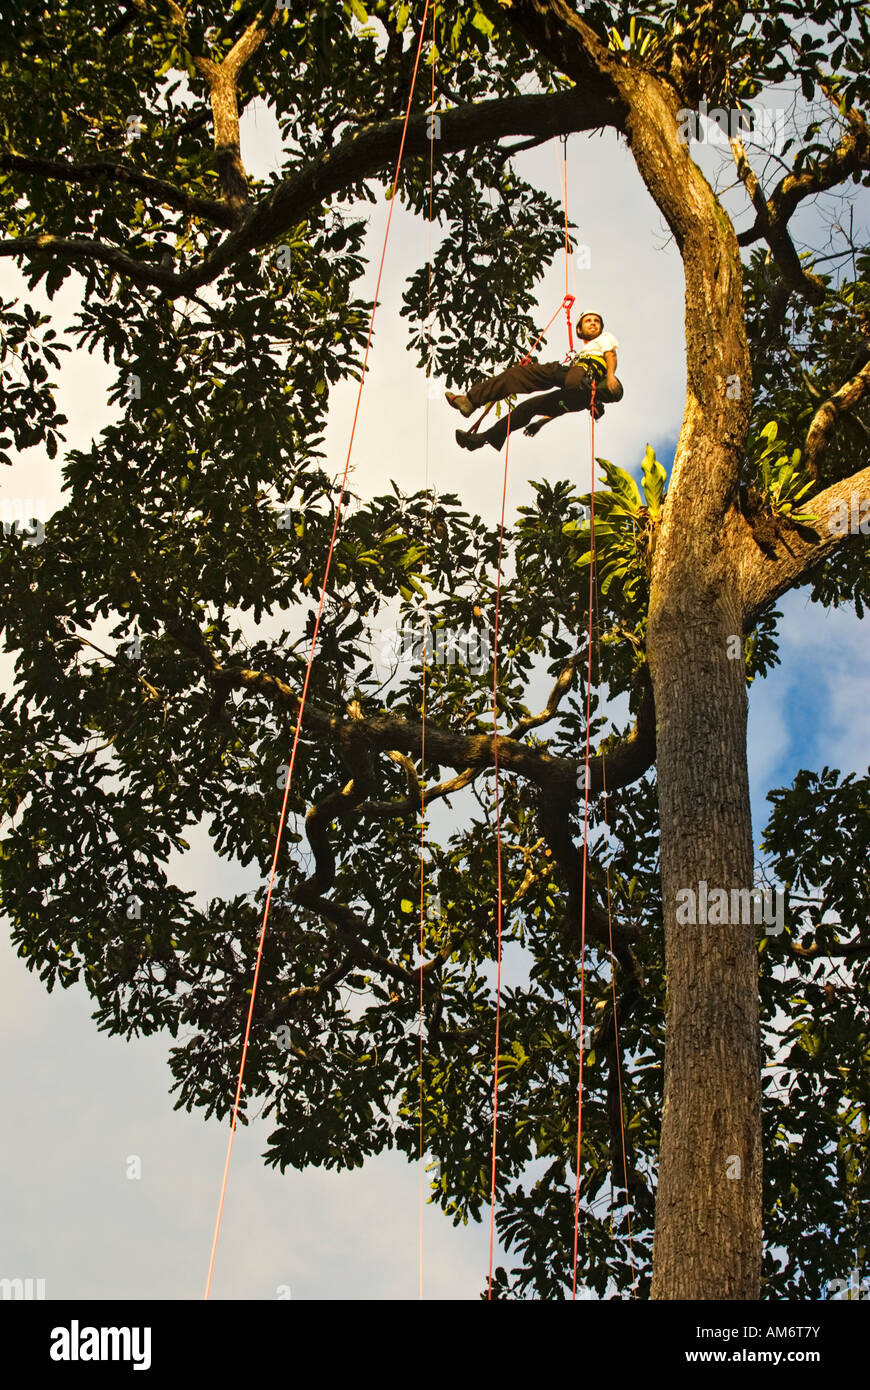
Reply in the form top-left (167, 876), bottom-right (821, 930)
top-left (222, 3), bottom-right (276, 80)
top-left (0, 151), bottom-right (236, 228)
top-left (739, 466), bottom-right (870, 625)
top-left (736, 111), bottom-right (870, 256)
top-left (802, 360), bottom-right (870, 481)
top-left (0, 86), bottom-right (622, 295)
top-left (363, 754), bottom-right (480, 817)
top-left (731, 138), bottom-right (827, 303)
top-left (787, 936), bottom-right (868, 961)
top-left (190, 2), bottom-right (279, 215)
top-left (0, 233), bottom-right (180, 294)
top-left (508, 652), bottom-right (584, 739)
top-left (198, 652), bottom-right (656, 800)
top-left (288, 889), bottom-right (439, 990)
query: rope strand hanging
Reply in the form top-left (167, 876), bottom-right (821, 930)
top-left (203, 0), bottom-right (433, 1300)
top-left (418, 0), bottom-right (438, 1303)
top-left (572, 375), bottom-right (596, 1299)
top-left (590, 535), bottom-right (638, 1297)
top-left (487, 142), bottom-right (578, 1296)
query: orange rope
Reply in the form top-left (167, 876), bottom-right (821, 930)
top-left (486, 409), bottom-right (511, 1301)
top-left (418, 0), bottom-right (437, 1303)
top-left (471, 140), bottom-right (575, 440)
top-left (559, 136), bottom-right (574, 352)
top-left (484, 313), bottom-right (568, 1292)
top-left (568, 373), bottom-right (634, 1297)
top-left (591, 559), bottom-right (638, 1295)
top-left (204, 0), bottom-right (433, 1299)
top-left (561, 138), bottom-right (571, 297)
top-left (487, 156), bottom-right (578, 1286)
top-left (601, 751), bottom-right (638, 1295)
top-left (571, 378), bottom-right (596, 1299)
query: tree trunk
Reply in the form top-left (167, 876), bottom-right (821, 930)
top-left (647, 577), bottom-right (762, 1298)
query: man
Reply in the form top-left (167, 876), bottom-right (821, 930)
top-left (446, 311), bottom-right (623, 451)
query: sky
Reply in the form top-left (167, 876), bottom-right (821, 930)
top-left (1, 43), bottom-right (868, 1303)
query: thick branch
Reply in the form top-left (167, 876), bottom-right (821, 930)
top-left (173, 87), bottom-right (622, 291)
top-left (478, 0), bottom-right (621, 106)
top-left (191, 55), bottom-right (251, 212)
top-left (222, 4), bottom-right (276, 79)
top-left (201, 654), bottom-right (656, 800)
top-left (737, 110), bottom-right (870, 253)
top-left (0, 87), bottom-right (622, 296)
top-left (0, 233), bottom-right (180, 293)
top-left (731, 139), bottom-right (827, 303)
top-left (0, 151), bottom-right (236, 228)
top-left (787, 936), bottom-right (868, 961)
top-left (803, 360), bottom-right (870, 480)
top-left (739, 466), bottom-right (870, 625)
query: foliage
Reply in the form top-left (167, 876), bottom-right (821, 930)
top-left (0, 0), bottom-right (868, 1298)
top-left (751, 421), bottom-right (818, 524)
top-left (566, 448), bottom-right (666, 622)
top-left (759, 768), bottom-right (870, 1297)
top-left (0, 299), bottom-right (69, 464)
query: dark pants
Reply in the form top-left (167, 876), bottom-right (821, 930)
top-left (466, 360), bottom-right (623, 451)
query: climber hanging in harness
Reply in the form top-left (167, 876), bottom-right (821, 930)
top-left (446, 311), bottom-right (623, 452)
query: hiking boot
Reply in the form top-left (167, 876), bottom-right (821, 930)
top-left (456, 429), bottom-right (488, 451)
top-left (445, 391), bottom-right (474, 418)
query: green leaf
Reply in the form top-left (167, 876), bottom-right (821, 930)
top-left (641, 445), bottom-right (666, 516)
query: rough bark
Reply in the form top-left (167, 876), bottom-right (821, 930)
top-left (498, 1), bottom-right (762, 1296)
top-left (624, 71), bottom-right (762, 1302)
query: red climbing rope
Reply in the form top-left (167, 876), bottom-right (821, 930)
top-left (488, 151), bottom-right (578, 1293)
top-left (569, 381), bottom-right (636, 1296)
top-left (419, 0), bottom-right (437, 1303)
top-left (486, 415), bottom-right (511, 1300)
top-left (590, 551), bottom-right (638, 1295)
top-left (204, 0), bottom-right (433, 1301)
top-left (560, 135), bottom-right (575, 353)
top-left (572, 377), bottom-right (596, 1298)
top-left (600, 737), bottom-right (638, 1295)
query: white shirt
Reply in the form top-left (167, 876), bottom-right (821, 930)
top-left (574, 330), bottom-right (618, 359)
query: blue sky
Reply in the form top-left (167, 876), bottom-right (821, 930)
top-left (1, 67), bottom-right (868, 1300)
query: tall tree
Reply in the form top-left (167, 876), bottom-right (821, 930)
top-left (1, 0), bottom-right (868, 1298)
